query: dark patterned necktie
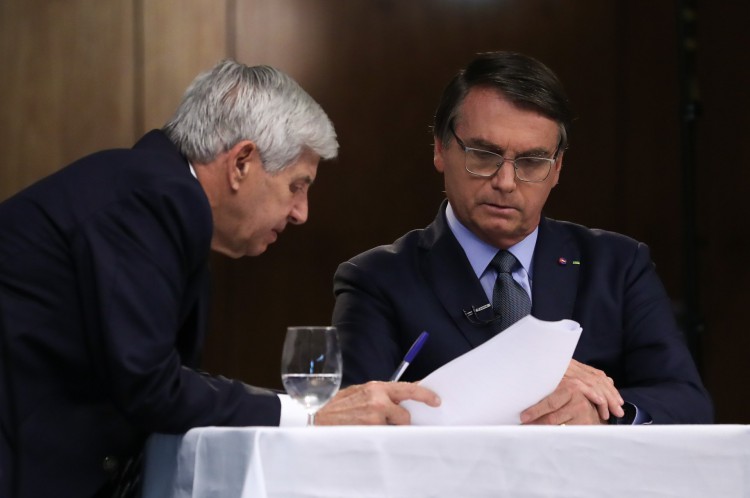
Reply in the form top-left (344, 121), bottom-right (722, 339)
top-left (490, 250), bottom-right (532, 334)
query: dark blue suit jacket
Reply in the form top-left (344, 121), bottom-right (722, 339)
top-left (333, 201), bottom-right (713, 424)
top-left (0, 131), bottom-right (280, 497)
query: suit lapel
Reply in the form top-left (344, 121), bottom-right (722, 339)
top-left (531, 217), bottom-right (579, 321)
top-left (419, 202), bottom-right (495, 348)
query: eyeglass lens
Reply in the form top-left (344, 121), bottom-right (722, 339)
top-left (464, 149), bottom-right (552, 182)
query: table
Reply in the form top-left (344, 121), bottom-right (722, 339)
top-left (142, 425), bottom-right (750, 497)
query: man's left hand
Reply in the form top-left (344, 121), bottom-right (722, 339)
top-left (519, 360), bottom-right (624, 425)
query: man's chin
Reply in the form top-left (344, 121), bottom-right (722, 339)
top-left (246, 244), bottom-right (269, 257)
top-left (211, 239), bottom-right (268, 258)
top-left (474, 221), bottom-right (531, 248)
top-left (472, 215), bottom-right (518, 235)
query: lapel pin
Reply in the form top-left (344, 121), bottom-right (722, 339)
top-left (572, 261), bottom-right (581, 265)
top-left (558, 257), bottom-right (567, 265)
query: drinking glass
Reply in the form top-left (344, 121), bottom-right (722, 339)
top-left (281, 326), bottom-right (342, 426)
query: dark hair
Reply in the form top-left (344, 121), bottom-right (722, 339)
top-left (433, 51), bottom-right (572, 149)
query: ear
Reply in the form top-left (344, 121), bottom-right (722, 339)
top-left (433, 137), bottom-right (447, 173)
top-left (228, 140), bottom-right (259, 191)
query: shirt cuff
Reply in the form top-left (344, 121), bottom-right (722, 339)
top-left (277, 394), bottom-right (308, 426)
top-left (609, 401), bottom-right (652, 425)
top-left (632, 403), bottom-right (653, 425)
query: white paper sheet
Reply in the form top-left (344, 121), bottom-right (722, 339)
top-left (401, 315), bottom-right (582, 425)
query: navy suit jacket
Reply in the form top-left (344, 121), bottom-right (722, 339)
top-left (333, 201), bottom-right (713, 424)
top-left (0, 131), bottom-right (280, 498)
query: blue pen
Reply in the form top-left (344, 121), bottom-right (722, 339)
top-left (389, 331), bottom-right (429, 381)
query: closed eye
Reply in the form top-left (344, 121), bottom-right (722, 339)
top-left (290, 178), bottom-right (313, 194)
top-left (467, 148), bottom-right (501, 161)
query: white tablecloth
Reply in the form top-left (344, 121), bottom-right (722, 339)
top-left (142, 425), bottom-right (750, 498)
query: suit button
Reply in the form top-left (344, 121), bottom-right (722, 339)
top-left (102, 456), bottom-right (120, 474)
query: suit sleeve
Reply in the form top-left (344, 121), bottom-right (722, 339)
top-left (333, 260), bottom-right (404, 386)
top-left (71, 176), bottom-right (280, 432)
top-left (615, 242), bottom-right (713, 423)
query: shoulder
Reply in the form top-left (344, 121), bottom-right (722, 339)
top-left (21, 131), bottom-right (192, 200)
top-left (335, 228), bottom-right (425, 287)
top-left (54, 142), bottom-right (207, 225)
top-left (334, 204), bottom-right (452, 288)
top-left (344, 204), bottom-right (448, 269)
top-left (51, 138), bottom-right (210, 254)
top-left (543, 217), bottom-right (644, 252)
top-left (540, 217), bottom-right (654, 279)
top-left (350, 228), bottom-right (425, 264)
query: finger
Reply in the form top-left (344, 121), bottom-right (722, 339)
top-left (522, 405), bottom-right (571, 425)
top-left (570, 381), bottom-right (611, 419)
top-left (581, 382), bottom-right (625, 419)
top-left (385, 382), bottom-right (441, 407)
top-left (384, 404), bottom-right (413, 425)
top-left (581, 377), bottom-right (623, 417)
top-left (526, 393), bottom-right (603, 426)
top-left (595, 398), bottom-right (610, 421)
top-left (564, 363), bottom-right (625, 417)
top-left (591, 374), bottom-right (623, 406)
top-left (570, 381), bottom-right (622, 421)
top-left (603, 383), bottom-right (625, 418)
top-left (520, 388), bottom-right (569, 423)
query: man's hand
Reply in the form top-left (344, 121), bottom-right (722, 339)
top-left (520, 359), bottom-right (624, 425)
top-left (315, 381), bottom-right (441, 425)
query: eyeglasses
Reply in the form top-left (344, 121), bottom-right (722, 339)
top-left (449, 126), bottom-right (560, 183)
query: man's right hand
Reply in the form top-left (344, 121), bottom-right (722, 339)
top-left (315, 381), bottom-right (441, 425)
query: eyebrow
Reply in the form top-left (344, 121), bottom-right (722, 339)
top-left (464, 137), bottom-right (555, 158)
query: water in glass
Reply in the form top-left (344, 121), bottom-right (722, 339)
top-left (281, 326), bottom-right (342, 425)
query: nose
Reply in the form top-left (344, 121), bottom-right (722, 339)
top-left (489, 160), bottom-right (517, 192)
top-left (288, 197), bottom-right (309, 225)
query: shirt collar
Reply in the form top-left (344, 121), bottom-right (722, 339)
top-left (445, 202), bottom-right (537, 278)
top-left (188, 162), bottom-right (197, 179)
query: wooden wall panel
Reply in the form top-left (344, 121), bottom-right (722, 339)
top-left (0, 0), bottom-right (135, 200)
top-left (612, 2), bottom-right (683, 304)
top-left (140, 0), bottom-right (230, 131)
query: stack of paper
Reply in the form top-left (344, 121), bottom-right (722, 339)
top-left (401, 315), bottom-right (582, 425)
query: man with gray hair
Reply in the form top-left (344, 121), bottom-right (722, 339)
top-left (0, 60), bottom-right (439, 498)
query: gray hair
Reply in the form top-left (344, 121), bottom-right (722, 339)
top-left (163, 60), bottom-right (338, 172)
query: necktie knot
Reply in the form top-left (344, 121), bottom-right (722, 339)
top-left (490, 250), bottom-right (519, 275)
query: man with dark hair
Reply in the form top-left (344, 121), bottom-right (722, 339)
top-left (0, 60), bottom-right (438, 498)
top-left (333, 51), bottom-right (713, 425)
